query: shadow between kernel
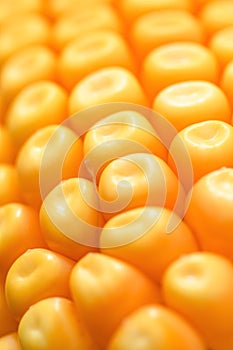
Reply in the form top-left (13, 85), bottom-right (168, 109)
top-left (39, 102), bottom-right (194, 248)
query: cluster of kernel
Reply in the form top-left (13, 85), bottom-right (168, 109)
top-left (0, 0), bottom-right (233, 350)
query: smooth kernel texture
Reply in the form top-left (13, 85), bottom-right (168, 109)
top-left (16, 125), bottom-right (83, 210)
top-left (70, 252), bottom-right (161, 348)
top-left (141, 42), bottom-right (219, 101)
top-left (168, 120), bottom-right (233, 182)
top-left (209, 26), bottom-right (233, 69)
top-left (199, 0), bottom-right (233, 37)
top-left (46, 0), bottom-right (115, 19)
top-left (58, 30), bottom-right (135, 91)
top-left (40, 178), bottom-right (100, 260)
top-left (0, 13), bottom-right (50, 66)
top-left (18, 297), bottom-right (99, 350)
top-left (0, 0), bottom-right (43, 24)
top-left (83, 110), bottom-right (167, 181)
top-left (221, 60), bottom-right (233, 108)
top-left (52, 4), bottom-right (123, 51)
top-left (153, 80), bottom-right (231, 131)
top-left (0, 164), bottom-right (23, 206)
top-left (100, 206), bottom-right (198, 282)
top-left (162, 252), bottom-right (233, 350)
top-left (107, 305), bottom-right (206, 350)
top-left (98, 153), bottom-right (184, 219)
top-left (1, 0), bottom-right (233, 346)
top-left (69, 67), bottom-right (148, 115)
top-left (130, 10), bottom-right (205, 60)
top-left (184, 168), bottom-right (233, 261)
top-left (0, 203), bottom-right (46, 279)
top-left (5, 248), bottom-right (75, 319)
top-left (117, 0), bottom-right (194, 24)
top-left (0, 332), bottom-right (21, 350)
top-left (6, 81), bottom-right (68, 147)
top-left (1, 45), bottom-right (56, 109)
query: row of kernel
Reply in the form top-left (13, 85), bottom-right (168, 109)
top-left (1, 4), bottom-right (231, 117)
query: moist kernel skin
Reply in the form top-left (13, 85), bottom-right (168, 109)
top-left (1, 1), bottom-right (233, 349)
